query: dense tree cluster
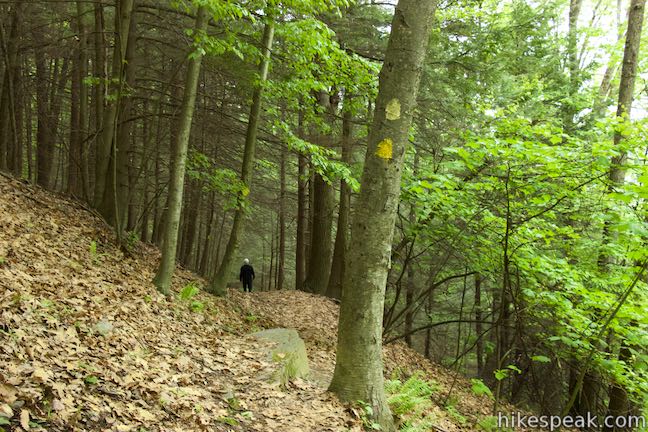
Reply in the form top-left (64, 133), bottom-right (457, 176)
top-left (1, 0), bottom-right (646, 429)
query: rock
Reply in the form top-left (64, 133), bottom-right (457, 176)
top-left (251, 328), bottom-right (310, 386)
top-left (94, 320), bottom-right (114, 336)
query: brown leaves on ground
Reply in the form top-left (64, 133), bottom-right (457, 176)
top-left (230, 278), bottom-right (562, 432)
top-left (0, 175), bottom-right (359, 432)
top-left (0, 174), bottom-right (556, 432)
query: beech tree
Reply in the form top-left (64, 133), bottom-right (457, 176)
top-left (328, 0), bottom-right (436, 429)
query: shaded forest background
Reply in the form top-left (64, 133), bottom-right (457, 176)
top-left (0, 0), bottom-right (647, 428)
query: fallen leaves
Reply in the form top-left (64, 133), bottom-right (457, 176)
top-left (0, 175), bottom-right (550, 432)
top-left (0, 176), bottom-right (359, 432)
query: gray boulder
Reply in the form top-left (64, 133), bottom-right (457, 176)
top-left (251, 328), bottom-right (310, 385)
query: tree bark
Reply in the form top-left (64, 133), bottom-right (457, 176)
top-left (68, 0), bottom-right (91, 196)
top-left (0, 3), bottom-right (22, 174)
top-left (94, 0), bottom-right (135, 222)
top-left (295, 109), bottom-right (307, 290)
top-left (208, 16), bottom-right (275, 295)
top-left (303, 172), bottom-right (335, 295)
top-left (610, 0), bottom-right (645, 185)
top-left (601, 0), bottom-right (646, 426)
top-left (153, 5), bottom-right (209, 294)
top-left (563, 0), bottom-right (583, 132)
top-left (91, 1), bottom-right (106, 197)
top-left (328, 1), bottom-right (436, 430)
top-left (34, 38), bottom-right (52, 188)
top-left (278, 144), bottom-right (286, 290)
top-left (113, 10), bottom-right (139, 228)
top-left (327, 108), bottom-right (353, 300)
top-left (475, 273), bottom-right (484, 376)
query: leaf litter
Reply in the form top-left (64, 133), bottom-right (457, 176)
top-left (0, 176), bottom-right (359, 432)
top-left (0, 175), bottom-right (562, 432)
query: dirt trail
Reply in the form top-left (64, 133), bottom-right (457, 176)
top-left (0, 174), bottom-right (552, 432)
top-left (0, 175), bottom-right (358, 432)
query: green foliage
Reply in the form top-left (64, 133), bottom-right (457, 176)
top-left (187, 151), bottom-right (249, 210)
top-left (88, 240), bottom-right (109, 265)
top-left (84, 375), bottom-right (99, 385)
top-left (494, 365), bottom-right (522, 382)
top-left (190, 300), bottom-right (205, 312)
top-left (477, 415), bottom-right (513, 432)
top-left (445, 403), bottom-right (467, 426)
top-left (123, 231), bottom-right (139, 254)
top-left (385, 373), bottom-right (438, 431)
top-left (470, 379), bottom-right (493, 399)
top-left (356, 401), bottom-right (382, 431)
top-left (179, 283), bottom-right (205, 313)
top-left (280, 125), bottom-right (360, 190)
top-left (216, 416), bottom-right (239, 426)
top-left (180, 282), bottom-right (200, 300)
top-left (401, 112), bottom-right (648, 405)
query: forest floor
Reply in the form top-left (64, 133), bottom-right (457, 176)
top-left (0, 173), bottom-right (549, 432)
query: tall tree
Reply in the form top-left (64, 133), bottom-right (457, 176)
top-left (94, 0), bottom-right (135, 224)
top-left (328, 1), bottom-right (436, 430)
top-left (303, 91), bottom-right (337, 295)
top-left (326, 108), bottom-right (353, 300)
top-left (0, 3), bottom-right (23, 174)
top-left (208, 13), bottom-right (276, 295)
top-left (278, 144), bottom-right (286, 290)
top-left (603, 0), bottom-right (646, 427)
top-left (68, 0), bottom-right (90, 197)
top-left (153, 4), bottom-right (209, 295)
top-left (295, 109), bottom-right (308, 290)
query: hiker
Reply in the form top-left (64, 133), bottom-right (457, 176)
top-left (239, 258), bottom-right (255, 292)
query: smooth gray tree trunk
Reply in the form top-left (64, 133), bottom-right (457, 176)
top-left (328, 1), bottom-right (436, 430)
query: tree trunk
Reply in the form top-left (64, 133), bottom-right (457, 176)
top-left (295, 109), bottom-right (307, 290)
top-left (182, 181), bottom-right (201, 265)
top-left (152, 5), bottom-right (209, 294)
top-left (0, 3), bottom-right (22, 174)
top-left (475, 273), bottom-right (484, 376)
top-left (327, 108), bottom-right (353, 300)
top-left (68, 0), bottom-right (90, 196)
top-left (610, 0), bottom-right (645, 185)
top-left (268, 214), bottom-right (275, 291)
top-left (91, 1), bottom-right (106, 198)
top-left (604, 342), bottom-right (635, 431)
top-left (303, 172), bottom-right (335, 295)
top-left (94, 0), bottom-right (135, 222)
top-left (112, 10), bottom-right (139, 228)
top-left (278, 145), bottom-right (286, 290)
top-left (563, 0), bottom-right (583, 132)
top-left (208, 16), bottom-right (275, 295)
top-left (601, 0), bottom-right (646, 425)
top-left (328, 1), bottom-right (436, 430)
top-left (199, 193), bottom-right (216, 274)
top-left (34, 39), bottom-right (52, 188)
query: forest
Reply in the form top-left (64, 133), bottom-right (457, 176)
top-left (0, 0), bottom-right (647, 431)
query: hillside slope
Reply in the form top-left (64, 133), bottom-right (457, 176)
top-left (0, 174), bottom-right (542, 432)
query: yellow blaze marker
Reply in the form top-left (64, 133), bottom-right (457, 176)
top-left (386, 99), bottom-right (401, 120)
top-left (376, 138), bottom-right (393, 160)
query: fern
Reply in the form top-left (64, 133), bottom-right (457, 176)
top-left (385, 372), bottom-right (438, 430)
top-left (180, 282), bottom-right (200, 300)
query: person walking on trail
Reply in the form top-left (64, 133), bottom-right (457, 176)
top-left (239, 258), bottom-right (255, 292)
